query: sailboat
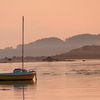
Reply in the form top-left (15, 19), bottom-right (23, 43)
top-left (0, 16), bottom-right (37, 81)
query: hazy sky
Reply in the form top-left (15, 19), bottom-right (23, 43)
top-left (0, 0), bottom-right (100, 48)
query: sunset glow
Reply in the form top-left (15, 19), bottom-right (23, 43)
top-left (0, 0), bottom-right (100, 48)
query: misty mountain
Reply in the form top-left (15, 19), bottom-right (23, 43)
top-left (0, 37), bottom-right (66, 58)
top-left (0, 33), bottom-right (100, 58)
top-left (54, 45), bottom-right (100, 59)
top-left (65, 34), bottom-right (100, 51)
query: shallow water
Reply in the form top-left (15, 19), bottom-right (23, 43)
top-left (0, 59), bottom-right (100, 100)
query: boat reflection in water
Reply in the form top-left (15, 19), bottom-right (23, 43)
top-left (0, 80), bottom-right (37, 100)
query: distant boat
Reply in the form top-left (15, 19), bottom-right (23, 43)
top-left (82, 59), bottom-right (86, 62)
top-left (0, 16), bottom-right (37, 81)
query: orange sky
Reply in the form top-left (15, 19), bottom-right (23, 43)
top-left (0, 0), bottom-right (100, 48)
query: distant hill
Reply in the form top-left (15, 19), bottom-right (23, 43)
top-left (54, 45), bottom-right (100, 59)
top-left (65, 34), bottom-right (100, 51)
top-left (0, 33), bottom-right (100, 58)
top-left (0, 37), bottom-right (66, 58)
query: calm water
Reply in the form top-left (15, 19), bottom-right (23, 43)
top-left (0, 60), bottom-right (100, 100)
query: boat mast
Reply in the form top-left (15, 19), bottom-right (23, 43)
top-left (22, 16), bottom-right (24, 69)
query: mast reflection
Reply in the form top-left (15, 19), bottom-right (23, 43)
top-left (0, 80), bottom-right (37, 100)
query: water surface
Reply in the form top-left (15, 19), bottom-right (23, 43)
top-left (0, 59), bottom-right (100, 100)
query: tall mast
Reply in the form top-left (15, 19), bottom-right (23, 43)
top-left (22, 16), bottom-right (24, 69)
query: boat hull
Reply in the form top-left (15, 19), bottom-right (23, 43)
top-left (0, 74), bottom-right (35, 81)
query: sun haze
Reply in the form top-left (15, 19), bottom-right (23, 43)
top-left (0, 0), bottom-right (100, 48)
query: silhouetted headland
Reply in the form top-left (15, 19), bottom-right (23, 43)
top-left (0, 34), bottom-right (100, 62)
top-left (0, 33), bottom-right (100, 58)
